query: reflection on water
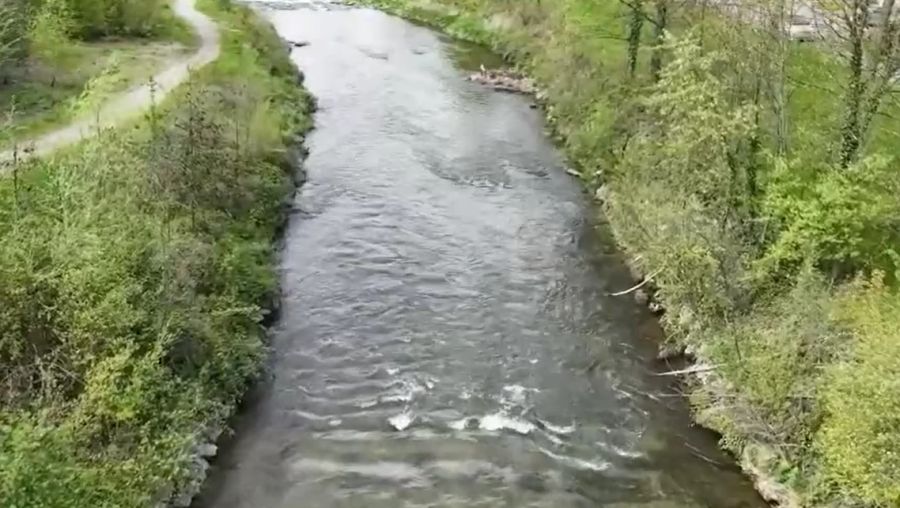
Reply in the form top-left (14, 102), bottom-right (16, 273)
top-left (194, 2), bottom-right (766, 507)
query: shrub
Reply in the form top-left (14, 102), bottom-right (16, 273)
top-left (697, 269), bottom-right (841, 456)
top-left (607, 35), bottom-right (757, 339)
top-left (29, 0), bottom-right (75, 72)
top-left (759, 156), bottom-right (900, 281)
top-left (817, 278), bottom-right (900, 506)
top-left (0, 0), bottom-right (29, 79)
top-left (0, 1), bottom-right (312, 505)
top-left (64, 0), bottom-right (167, 38)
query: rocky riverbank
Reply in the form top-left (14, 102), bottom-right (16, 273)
top-left (467, 67), bottom-right (536, 94)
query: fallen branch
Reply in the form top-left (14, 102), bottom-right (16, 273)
top-left (684, 441), bottom-right (724, 466)
top-left (608, 266), bottom-right (664, 296)
top-left (654, 364), bottom-right (719, 377)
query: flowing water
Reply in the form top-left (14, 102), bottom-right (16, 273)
top-left (195, 2), bottom-right (767, 507)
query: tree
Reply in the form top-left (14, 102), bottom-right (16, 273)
top-left (29, 0), bottom-right (74, 86)
top-left (0, 0), bottom-right (29, 83)
top-left (815, 0), bottom-right (900, 165)
top-left (650, 0), bottom-right (669, 80)
top-left (626, 0), bottom-right (646, 77)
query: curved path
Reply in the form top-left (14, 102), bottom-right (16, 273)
top-left (0, 0), bottom-right (220, 164)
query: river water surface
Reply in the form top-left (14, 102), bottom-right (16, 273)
top-left (195, 2), bottom-right (767, 507)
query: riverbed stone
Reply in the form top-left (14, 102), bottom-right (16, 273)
top-left (657, 342), bottom-right (686, 361)
top-left (517, 472), bottom-right (548, 493)
top-left (634, 289), bottom-right (650, 305)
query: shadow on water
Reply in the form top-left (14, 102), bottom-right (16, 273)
top-left (444, 38), bottom-right (507, 71)
top-left (194, 1), bottom-right (768, 507)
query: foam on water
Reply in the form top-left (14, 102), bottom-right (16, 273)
top-left (478, 413), bottom-right (536, 435)
top-left (537, 419), bottom-right (577, 435)
top-left (388, 412), bottom-right (415, 431)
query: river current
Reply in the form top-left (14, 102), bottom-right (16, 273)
top-left (195, 2), bottom-right (766, 507)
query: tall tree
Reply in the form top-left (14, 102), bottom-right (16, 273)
top-left (650, 0), bottom-right (669, 80)
top-left (626, 0), bottom-right (646, 77)
top-left (819, 0), bottom-right (900, 166)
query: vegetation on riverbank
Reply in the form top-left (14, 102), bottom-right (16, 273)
top-left (0, 0), bottom-right (195, 146)
top-left (0, 0), bottom-right (312, 505)
top-left (356, 0), bottom-right (900, 505)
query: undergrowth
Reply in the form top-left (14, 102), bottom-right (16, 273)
top-left (0, 0), bottom-right (312, 505)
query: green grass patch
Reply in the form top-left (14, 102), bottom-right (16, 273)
top-left (0, 0), bottom-right (199, 149)
top-left (1, 40), bottom-right (192, 147)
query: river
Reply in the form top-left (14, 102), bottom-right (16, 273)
top-left (194, 2), bottom-right (767, 507)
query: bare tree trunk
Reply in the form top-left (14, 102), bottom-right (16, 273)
top-left (627, 0), bottom-right (645, 78)
top-left (860, 0), bottom-right (898, 134)
top-left (748, 76), bottom-right (762, 201)
top-left (839, 0), bottom-right (868, 167)
top-left (650, 0), bottom-right (669, 81)
top-left (770, 0), bottom-right (791, 155)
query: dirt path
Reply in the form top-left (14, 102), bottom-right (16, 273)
top-left (0, 0), bottom-right (220, 164)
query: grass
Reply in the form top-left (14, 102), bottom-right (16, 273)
top-left (0, 41), bottom-right (192, 147)
top-left (0, 0), bottom-right (199, 149)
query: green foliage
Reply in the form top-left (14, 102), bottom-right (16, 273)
top-left (64, 0), bottom-right (168, 39)
top-left (609, 35), bottom-right (756, 333)
top-left (699, 269), bottom-right (840, 455)
top-left (760, 156), bottom-right (900, 280)
top-left (0, 0), bottom-right (29, 78)
top-left (818, 279), bottom-right (900, 506)
top-left (0, 0), bottom-right (312, 505)
top-left (68, 52), bottom-right (122, 118)
top-left (29, 0), bottom-right (75, 70)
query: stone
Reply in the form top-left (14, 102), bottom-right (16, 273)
top-left (657, 342), bottom-right (685, 361)
top-left (196, 443), bottom-right (218, 458)
top-left (627, 259), bottom-right (645, 283)
top-left (467, 68), bottom-right (536, 94)
top-left (634, 289), bottom-right (650, 305)
top-left (517, 472), bottom-right (548, 493)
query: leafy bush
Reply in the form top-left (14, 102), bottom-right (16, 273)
top-left (760, 156), bottom-right (900, 280)
top-left (64, 0), bottom-right (168, 38)
top-left (817, 278), bottom-right (900, 506)
top-left (28, 0), bottom-right (75, 71)
top-left (607, 36), bottom-right (756, 336)
top-left (0, 0), bottom-right (29, 78)
top-left (696, 269), bottom-right (841, 457)
top-left (0, 1), bottom-right (312, 505)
